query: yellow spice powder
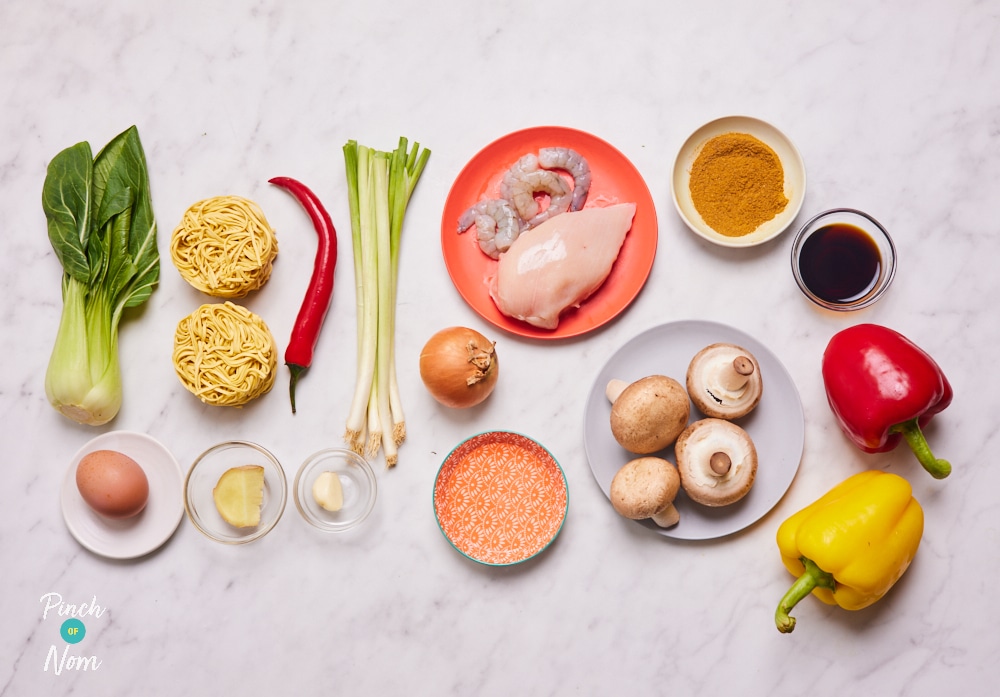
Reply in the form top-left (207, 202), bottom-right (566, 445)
top-left (689, 132), bottom-right (788, 237)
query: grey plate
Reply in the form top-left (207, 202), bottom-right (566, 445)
top-left (583, 320), bottom-right (804, 540)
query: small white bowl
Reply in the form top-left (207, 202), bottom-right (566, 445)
top-left (184, 440), bottom-right (287, 544)
top-left (672, 116), bottom-right (806, 247)
top-left (293, 448), bottom-right (377, 533)
top-left (61, 431), bottom-right (184, 559)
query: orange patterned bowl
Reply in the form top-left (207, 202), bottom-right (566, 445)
top-left (433, 431), bottom-right (569, 566)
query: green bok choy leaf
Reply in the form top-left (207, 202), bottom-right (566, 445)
top-left (42, 125), bottom-right (159, 425)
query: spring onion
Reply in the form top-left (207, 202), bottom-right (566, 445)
top-left (342, 137), bottom-right (429, 466)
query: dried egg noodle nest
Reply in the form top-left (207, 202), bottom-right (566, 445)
top-left (173, 302), bottom-right (277, 407)
top-left (171, 196), bottom-right (278, 298)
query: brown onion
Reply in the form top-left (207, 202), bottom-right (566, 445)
top-left (419, 327), bottom-right (499, 408)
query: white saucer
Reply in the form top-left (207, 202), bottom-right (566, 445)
top-left (61, 431), bottom-right (184, 559)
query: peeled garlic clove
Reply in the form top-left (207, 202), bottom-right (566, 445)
top-left (312, 471), bottom-right (344, 512)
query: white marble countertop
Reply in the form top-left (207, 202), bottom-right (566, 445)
top-left (3, 1), bottom-right (998, 694)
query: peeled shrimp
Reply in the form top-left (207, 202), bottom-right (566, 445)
top-left (500, 154), bottom-right (572, 228)
top-left (458, 198), bottom-right (523, 259)
top-left (538, 147), bottom-right (592, 212)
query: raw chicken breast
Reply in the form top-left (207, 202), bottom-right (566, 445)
top-left (489, 203), bottom-right (636, 330)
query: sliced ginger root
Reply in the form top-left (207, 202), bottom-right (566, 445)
top-left (213, 465), bottom-right (265, 528)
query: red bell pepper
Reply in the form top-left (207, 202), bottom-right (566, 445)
top-left (822, 323), bottom-right (952, 479)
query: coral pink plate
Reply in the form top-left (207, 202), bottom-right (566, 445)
top-left (441, 126), bottom-right (658, 339)
top-left (434, 431), bottom-right (569, 566)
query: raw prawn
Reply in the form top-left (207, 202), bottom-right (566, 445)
top-left (458, 198), bottom-right (523, 260)
top-left (538, 147), bottom-right (592, 211)
top-left (500, 154), bottom-right (572, 228)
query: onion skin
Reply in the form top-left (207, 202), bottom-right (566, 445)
top-left (419, 327), bottom-right (499, 408)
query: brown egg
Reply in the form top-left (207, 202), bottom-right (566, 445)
top-left (76, 449), bottom-right (150, 519)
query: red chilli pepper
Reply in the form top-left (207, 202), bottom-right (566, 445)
top-left (821, 323), bottom-right (953, 479)
top-left (269, 177), bottom-right (338, 414)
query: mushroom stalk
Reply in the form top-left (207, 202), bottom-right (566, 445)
top-left (709, 452), bottom-right (732, 475)
top-left (718, 356), bottom-right (755, 392)
top-left (652, 503), bottom-right (679, 527)
top-left (605, 378), bottom-right (629, 403)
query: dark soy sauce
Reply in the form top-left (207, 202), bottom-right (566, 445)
top-left (798, 223), bottom-right (881, 304)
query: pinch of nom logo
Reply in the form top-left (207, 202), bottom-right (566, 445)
top-left (40, 592), bottom-right (105, 675)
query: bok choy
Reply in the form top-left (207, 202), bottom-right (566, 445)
top-left (42, 126), bottom-right (159, 425)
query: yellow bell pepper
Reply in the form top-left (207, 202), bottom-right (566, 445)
top-left (774, 470), bottom-right (923, 633)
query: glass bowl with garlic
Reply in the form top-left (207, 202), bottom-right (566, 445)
top-left (293, 448), bottom-right (377, 532)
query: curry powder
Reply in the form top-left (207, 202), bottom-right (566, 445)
top-left (689, 132), bottom-right (788, 237)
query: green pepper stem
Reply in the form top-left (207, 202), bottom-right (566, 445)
top-left (892, 418), bottom-right (951, 479)
top-left (775, 557), bottom-right (836, 634)
top-left (288, 364), bottom-right (306, 414)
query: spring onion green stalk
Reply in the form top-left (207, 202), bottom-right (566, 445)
top-left (344, 144), bottom-right (379, 451)
top-left (373, 153), bottom-right (396, 465)
top-left (42, 126), bottom-right (159, 426)
top-left (342, 137), bottom-right (429, 465)
top-left (341, 142), bottom-right (366, 447)
top-left (386, 139), bottom-right (431, 445)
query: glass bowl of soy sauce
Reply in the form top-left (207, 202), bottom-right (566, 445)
top-left (791, 208), bottom-right (896, 311)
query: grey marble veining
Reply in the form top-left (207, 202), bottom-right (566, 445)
top-left (2, 0), bottom-right (999, 695)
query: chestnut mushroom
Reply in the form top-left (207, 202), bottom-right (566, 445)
top-left (609, 457), bottom-right (681, 528)
top-left (686, 343), bottom-right (763, 420)
top-left (675, 418), bottom-right (758, 507)
top-left (606, 375), bottom-right (690, 454)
